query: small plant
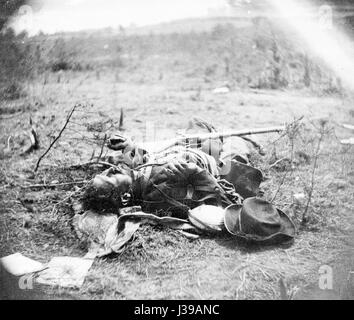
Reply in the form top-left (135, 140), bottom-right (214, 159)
top-left (301, 119), bottom-right (332, 225)
top-left (0, 82), bottom-right (26, 100)
top-left (47, 38), bottom-right (86, 73)
top-left (268, 117), bottom-right (335, 228)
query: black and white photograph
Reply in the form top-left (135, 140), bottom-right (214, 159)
top-left (0, 0), bottom-right (354, 303)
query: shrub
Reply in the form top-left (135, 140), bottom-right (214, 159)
top-left (0, 30), bottom-right (31, 100)
top-left (0, 82), bottom-right (25, 100)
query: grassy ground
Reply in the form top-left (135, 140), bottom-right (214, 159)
top-left (1, 24), bottom-right (354, 299)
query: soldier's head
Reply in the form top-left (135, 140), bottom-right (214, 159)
top-left (82, 169), bottom-right (133, 213)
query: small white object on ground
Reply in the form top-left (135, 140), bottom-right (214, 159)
top-left (36, 256), bottom-right (94, 288)
top-left (342, 123), bottom-right (354, 131)
top-left (340, 137), bottom-right (354, 145)
top-left (0, 252), bottom-right (46, 276)
top-left (293, 193), bottom-right (306, 205)
top-left (213, 86), bottom-right (230, 94)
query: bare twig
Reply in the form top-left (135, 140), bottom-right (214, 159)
top-left (66, 160), bottom-right (123, 171)
top-left (270, 121), bottom-right (298, 203)
top-left (271, 168), bottom-right (289, 204)
top-left (266, 116), bottom-right (304, 147)
top-left (96, 133), bottom-right (107, 162)
top-left (119, 107), bottom-right (124, 130)
top-left (21, 180), bottom-right (88, 189)
top-left (269, 157), bottom-right (288, 169)
top-left (89, 149), bottom-right (96, 161)
top-left (0, 111), bottom-right (24, 119)
top-left (302, 127), bottom-right (326, 224)
top-left (34, 104), bottom-right (79, 172)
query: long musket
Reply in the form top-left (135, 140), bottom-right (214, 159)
top-left (139, 125), bottom-right (286, 153)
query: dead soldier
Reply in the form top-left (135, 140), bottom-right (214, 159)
top-left (77, 120), bottom-right (295, 257)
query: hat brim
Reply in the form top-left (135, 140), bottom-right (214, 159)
top-left (273, 208), bottom-right (296, 240)
top-left (224, 204), bottom-right (243, 236)
top-left (224, 204), bottom-right (296, 243)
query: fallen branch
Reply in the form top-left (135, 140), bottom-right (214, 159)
top-left (0, 111), bottom-right (24, 119)
top-left (34, 104), bottom-right (79, 172)
top-left (66, 160), bottom-right (124, 171)
top-left (21, 180), bottom-right (88, 189)
top-left (269, 157), bottom-right (288, 169)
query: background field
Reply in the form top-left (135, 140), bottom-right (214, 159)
top-left (1, 17), bottom-right (354, 300)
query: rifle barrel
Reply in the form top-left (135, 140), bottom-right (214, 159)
top-left (140, 126), bottom-right (286, 153)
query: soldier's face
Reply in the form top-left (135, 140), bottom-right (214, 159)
top-left (92, 173), bottom-right (133, 196)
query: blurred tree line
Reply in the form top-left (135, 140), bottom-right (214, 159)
top-left (0, 0), bottom-right (25, 30)
top-left (0, 0), bottom-right (30, 99)
top-left (227, 0), bottom-right (354, 32)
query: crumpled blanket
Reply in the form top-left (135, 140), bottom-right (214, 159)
top-left (73, 209), bottom-right (201, 258)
